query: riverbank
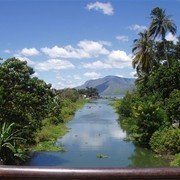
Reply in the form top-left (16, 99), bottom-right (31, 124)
top-left (110, 99), bottom-right (179, 167)
top-left (29, 99), bottom-right (169, 167)
top-left (31, 99), bottom-right (88, 152)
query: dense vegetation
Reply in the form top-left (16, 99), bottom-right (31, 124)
top-left (114, 7), bottom-right (180, 166)
top-left (0, 58), bottom-right (96, 164)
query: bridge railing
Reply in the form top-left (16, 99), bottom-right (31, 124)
top-left (0, 166), bottom-right (180, 179)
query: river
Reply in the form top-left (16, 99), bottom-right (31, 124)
top-left (29, 99), bottom-right (169, 167)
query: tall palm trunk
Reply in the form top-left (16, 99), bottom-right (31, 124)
top-left (162, 35), bottom-right (169, 67)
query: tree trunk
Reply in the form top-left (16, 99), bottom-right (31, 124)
top-left (163, 37), bottom-right (169, 67)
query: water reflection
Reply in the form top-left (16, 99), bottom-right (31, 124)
top-left (29, 99), bottom-right (169, 167)
top-left (128, 146), bottom-right (169, 167)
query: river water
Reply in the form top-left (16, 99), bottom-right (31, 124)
top-left (29, 99), bottom-right (169, 167)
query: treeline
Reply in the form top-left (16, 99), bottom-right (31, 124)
top-left (115, 7), bottom-right (180, 166)
top-left (0, 58), bottom-right (92, 164)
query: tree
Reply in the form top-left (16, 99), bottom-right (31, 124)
top-left (0, 58), bottom-right (53, 143)
top-left (149, 7), bottom-right (177, 66)
top-left (132, 31), bottom-right (154, 76)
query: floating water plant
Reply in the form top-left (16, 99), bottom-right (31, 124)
top-left (96, 154), bottom-right (108, 159)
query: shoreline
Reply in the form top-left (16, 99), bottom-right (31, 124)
top-left (30, 99), bottom-right (89, 152)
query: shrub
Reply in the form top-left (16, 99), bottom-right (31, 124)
top-left (118, 92), bottom-right (138, 118)
top-left (165, 89), bottom-right (180, 121)
top-left (130, 101), bottom-right (168, 146)
top-left (150, 128), bottom-right (180, 155)
top-left (170, 153), bottom-right (180, 167)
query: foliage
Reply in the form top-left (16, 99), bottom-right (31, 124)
top-left (132, 31), bottom-right (154, 74)
top-left (78, 87), bottom-right (99, 98)
top-left (33, 99), bottom-right (88, 151)
top-left (150, 128), bottom-right (180, 155)
top-left (165, 89), bottom-right (180, 121)
top-left (170, 153), bottom-right (180, 167)
top-left (115, 8), bottom-right (180, 160)
top-left (117, 92), bottom-right (139, 118)
top-left (0, 122), bottom-right (28, 165)
top-left (0, 58), bottom-right (53, 143)
top-left (57, 88), bottom-right (79, 102)
top-left (145, 61), bottom-right (180, 99)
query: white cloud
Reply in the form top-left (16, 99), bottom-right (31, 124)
top-left (116, 35), bottom-right (129, 42)
top-left (31, 72), bottom-right (39, 77)
top-left (130, 71), bottom-right (136, 78)
top-left (41, 45), bottom-right (89, 59)
top-left (4, 49), bottom-right (11, 53)
top-left (98, 40), bottom-right (112, 46)
top-left (83, 50), bottom-right (132, 70)
top-left (108, 50), bottom-right (132, 68)
top-left (78, 40), bottom-right (109, 57)
top-left (116, 74), bottom-right (124, 78)
top-left (35, 59), bottom-right (75, 71)
top-left (20, 48), bottom-right (39, 56)
top-left (129, 24), bottom-right (147, 32)
top-left (56, 79), bottom-right (82, 89)
top-left (73, 75), bottom-right (81, 80)
top-left (108, 50), bottom-right (131, 61)
top-left (41, 40), bottom-right (109, 59)
top-left (166, 32), bottom-right (179, 44)
top-left (83, 60), bottom-right (111, 69)
top-left (84, 72), bottom-right (101, 79)
top-left (15, 56), bottom-right (35, 65)
top-left (86, 1), bottom-right (114, 15)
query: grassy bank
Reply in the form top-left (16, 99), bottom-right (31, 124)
top-left (32, 99), bottom-right (88, 152)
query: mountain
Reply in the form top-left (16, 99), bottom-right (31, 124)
top-left (76, 75), bottom-right (135, 95)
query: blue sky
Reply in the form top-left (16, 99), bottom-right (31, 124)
top-left (0, 0), bottom-right (180, 89)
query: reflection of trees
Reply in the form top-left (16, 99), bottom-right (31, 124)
top-left (128, 146), bottom-right (169, 167)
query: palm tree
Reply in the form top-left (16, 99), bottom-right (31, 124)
top-left (149, 7), bottom-right (177, 66)
top-left (132, 30), bottom-right (154, 76)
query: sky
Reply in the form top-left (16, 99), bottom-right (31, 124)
top-left (0, 0), bottom-right (180, 89)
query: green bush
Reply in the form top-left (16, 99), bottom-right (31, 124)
top-left (170, 153), bottom-right (180, 167)
top-left (150, 128), bottom-right (180, 155)
top-left (130, 101), bottom-right (168, 146)
top-left (165, 89), bottom-right (180, 121)
top-left (118, 92), bottom-right (138, 118)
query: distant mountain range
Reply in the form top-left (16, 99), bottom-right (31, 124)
top-left (76, 75), bottom-right (135, 95)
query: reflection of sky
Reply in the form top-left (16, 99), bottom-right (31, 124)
top-left (29, 99), bottom-right (168, 167)
top-left (56, 99), bottom-right (127, 150)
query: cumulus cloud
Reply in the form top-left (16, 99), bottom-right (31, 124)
top-left (83, 60), bottom-right (111, 69)
top-left (166, 32), bottom-right (179, 44)
top-left (41, 45), bottom-right (89, 59)
top-left (73, 75), bottom-right (81, 80)
top-left (108, 50), bottom-right (131, 61)
top-left (83, 50), bottom-right (132, 69)
top-left (41, 40), bottom-right (109, 59)
top-left (15, 56), bottom-right (35, 65)
top-left (129, 24), bottom-right (147, 32)
top-left (108, 50), bottom-right (132, 68)
top-left (84, 72), bottom-right (101, 79)
top-left (77, 40), bottom-right (109, 56)
top-left (35, 59), bottom-right (75, 71)
top-left (116, 35), bottom-right (129, 42)
top-left (20, 48), bottom-right (40, 56)
top-left (86, 1), bottom-right (114, 15)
